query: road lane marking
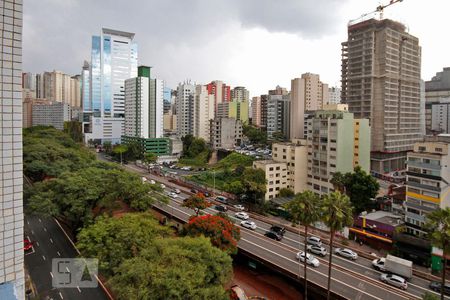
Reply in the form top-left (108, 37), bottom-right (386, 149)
top-left (36, 241), bottom-right (39, 247)
top-left (43, 227), bottom-right (47, 232)
top-left (66, 266), bottom-right (70, 273)
top-left (57, 251), bottom-right (61, 256)
top-left (50, 238), bottom-right (53, 244)
top-left (42, 255), bottom-right (46, 261)
top-left (38, 218), bottom-right (42, 223)
top-left (59, 292), bottom-right (63, 299)
top-left (77, 286), bottom-right (81, 293)
top-left (31, 230), bottom-right (34, 235)
top-left (27, 220), bottom-right (29, 225)
top-left (50, 272), bottom-right (53, 278)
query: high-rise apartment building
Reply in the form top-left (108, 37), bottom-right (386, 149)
top-left (260, 94), bottom-right (268, 129)
top-left (22, 72), bottom-right (35, 90)
top-left (124, 66), bottom-right (163, 139)
top-left (306, 105), bottom-right (370, 196)
top-left (0, 1), bottom-right (24, 298)
top-left (269, 85), bottom-right (288, 96)
top-left (253, 160), bottom-right (288, 201)
top-left (328, 86), bottom-right (341, 105)
top-left (194, 85), bottom-right (214, 141)
top-left (425, 68), bottom-right (450, 134)
top-left (231, 86), bottom-right (249, 102)
top-left (267, 94), bottom-right (290, 140)
top-left (83, 28), bottom-right (138, 143)
top-left (206, 80), bottom-right (230, 112)
top-left (163, 87), bottom-right (172, 114)
top-left (81, 61), bottom-right (90, 114)
top-left (251, 96), bottom-right (261, 127)
top-left (217, 100), bottom-right (249, 124)
top-left (341, 18), bottom-right (422, 173)
top-left (176, 82), bottom-right (195, 137)
top-left (210, 118), bottom-right (243, 150)
top-left (32, 102), bottom-right (72, 130)
top-left (404, 136), bottom-right (450, 237)
top-left (290, 73), bottom-right (329, 140)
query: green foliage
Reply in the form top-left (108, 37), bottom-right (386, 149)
top-left (321, 191), bottom-right (354, 233)
top-left (103, 141), bottom-right (112, 154)
top-left (243, 125), bottom-right (267, 145)
top-left (182, 194), bottom-right (211, 216)
top-left (224, 181), bottom-right (244, 195)
top-left (425, 208), bottom-right (450, 254)
top-left (63, 121), bottom-right (83, 143)
top-left (23, 126), bottom-right (95, 181)
top-left (113, 144), bottom-right (128, 155)
top-left (178, 150), bottom-right (210, 167)
top-left (109, 237), bottom-right (232, 300)
top-left (240, 168), bottom-right (266, 202)
top-left (422, 292), bottom-right (440, 300)
top-left (331, 166), bottom-right (379, 214)
top-left (279, 188), bottom-right (295, 198)
top-left (270, 131), bottom-right (286, 142)
top-left (284, 191), bottom-right (321, 227)
top-left (143, 152), bottom-right (158, 165)
top-left (181, 134), bottom-right (209, 158)
top-left (77, 213), bottom-right (171, 276)
top-left (215, 152), bottom-right (255, 170)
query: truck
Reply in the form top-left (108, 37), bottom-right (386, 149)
top-left (372, 255), bottom-right (413, 279)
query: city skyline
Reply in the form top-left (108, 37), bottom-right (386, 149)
top-left (23, 0), bottom-right (450, 96)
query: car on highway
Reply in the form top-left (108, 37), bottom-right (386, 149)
top-left (240, 221), bottom-right (257, 230)
top-left (296, 251), bottom-right (320, 267)
top-left (233, 204), bottom-right (245, 211)
top-left (235, 212), bottom-right (249, 220)
top-left (216, 196), bottom-right (228, 204)
top-left (307, 245), bottom-right (327, 257)
top-left (160, 184), bottom-right (166, 189)
top-left (190, 188), bottom-right (198, 194)
top-left (149, 180), bottom-right (156, 184)
top-left (264, 231), bottom-right (283, 241)
top-left (429, 281), bottom-right (450, 295)
top-left (270, 225), bottom-right (286, 236)
top-left (380, 274), bottom-right (408, 290)
top-left (334, 248), bottom-right (358, 260)
top-left (169, 192), bottom-right (178, 198)
top-left (24, 238), bottom-right (33, 251)
top-left (173, 189), bottom-right (181, 194)
top-left (306, 236), bottom-right (322, 246)
top-left (215, 205), bottom-right (228, 212)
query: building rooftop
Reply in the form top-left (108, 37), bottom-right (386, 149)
top-left (253, 160), bottom-right (283, 166)
top-left (361, 211), bottom-right (404, 227)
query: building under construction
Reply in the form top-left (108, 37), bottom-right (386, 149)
top-left (341, 18), bottom-right (422, 173)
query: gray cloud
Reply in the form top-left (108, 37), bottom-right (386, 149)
top-left (23, 0), bottom-right (345, 90)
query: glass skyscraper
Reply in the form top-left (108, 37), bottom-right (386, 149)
top-left (0, 0), bottom-right (25, 299)
top-left (82, 28), bottom-right (138, 143)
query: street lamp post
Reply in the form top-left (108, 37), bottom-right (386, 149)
top-left (213, 170), bottom-right (216, 194)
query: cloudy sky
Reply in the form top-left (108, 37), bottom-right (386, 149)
top-left (23, 0), bottom-right (450, 96)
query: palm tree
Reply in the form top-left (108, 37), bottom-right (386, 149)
top-left (321, 191), bottom-right (353, 300)
top-left (284, 191), bottom-right (320, 300)
top-left (424, 208), bottom-right (450, 300)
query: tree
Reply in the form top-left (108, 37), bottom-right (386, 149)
top-left (243, 125), bottom-right (267, 145)
top-left (424, 208), bottom-right (450, 300)
top-left (125, 140), bottom-right (143, 161)
top-left (321, 191), bottom-right (353, 300)
top-left (224, 181), bottom-right (244, 196)
top-left (184, 214), bottom-right (240, 254)
top-left (279, 188), bottom-right (295, 198)
top-left (110, 236), bottom-right (232, 300)
top-left (77, 213), bottom-right (171, 276)
top-left (284, 191), bottom-right (321, 300)
top-left (241, 168), bottom-right (266, 202)
top-left (143, 152), bottom-right (157, 165)
top-left (271, 131), bottom-right (285, 142)
top-left (63, 121), bottom-right (83, 143)
top-left (182, 194), bottom-right (211, 216)
top-left (103, 141), bottom-right (112, 154)
top-left (331, 166), bottom-right (379, 214)
top-left (423, 292), bottom-right (440, 300)
top-left (113, 144), bottom-right (128, 164)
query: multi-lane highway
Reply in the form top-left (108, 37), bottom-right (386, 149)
top-left (122, 161), bottom-right (444, 300)
top-left (24, 215), bottom-right (110, 300)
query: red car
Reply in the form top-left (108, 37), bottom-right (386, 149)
top-left (24, 238), bottom-right (33, 251)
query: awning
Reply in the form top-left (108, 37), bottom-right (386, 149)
top-left (349, 227), bottom-right (393, 244)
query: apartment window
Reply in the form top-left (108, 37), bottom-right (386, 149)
top-left (269, 167), bottom-right (273, 171)
top-left (276, 180), bottom-right (280, 184)
top-left (283, 155), bottom-right (286, 159)
top-left (283, 149), bottom-right (286, 153)
top-left (269, 181), bottom-right (273, 185)
top-left (436, 147), bottom-right (443, 152)
top-left (269, 188), bottom-right (273, 192)
top-left (276, 166), bottom-right (280, 170)
top-left (418, 146), bottom-right (426, 152)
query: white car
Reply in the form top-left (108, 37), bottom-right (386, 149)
top-left (380, 274), bottom-right (407, 290)
top-left (334, 248), bottom-right (358, 260)
top-left (160, 184), bottom-right (166, 189)
top-left (307, 245), bottom-right (327, 257)
top-left (296, 251), bottom-right (320, 267)
top-left (149, 180), bottom-right (156, 184)
top-left (240, 221), bottom-right (257, 230)
top-left (169, 192), bottom-right (178, 198)
top-left (235, 212), bottom-right (249, 220)
top-left (174, 189), bottom-right (181, 194)
top-left (233, 204), bottom-right (245, 211)
top-left (306, 236), bottom-right (322, 247)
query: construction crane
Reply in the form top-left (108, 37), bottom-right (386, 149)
top-left (349, 0), bottom-right (403, 25)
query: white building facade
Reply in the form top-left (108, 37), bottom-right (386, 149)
top-left (194, 85), bottom-right (214, 141)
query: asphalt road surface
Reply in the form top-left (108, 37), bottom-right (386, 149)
top-left (24, 215), bottom-right (110, 300)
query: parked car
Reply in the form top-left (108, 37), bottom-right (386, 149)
top-left (265, 231), bottom-right (283, 241)
top-left (215, 205), bottom-right (228, 212)
top-left (296, 251), bottom-right (320, 267)
top-left (380, 274), bottom-right (408, 290)
top-left (429, 281), bottom-right (450, 295)
top-left (307, 245), bottom-right (327, 257)
top-left (233, 204), bottom-right (245, 211)
top-left (306, 236), bottom-right (322, 246)
top-left (24, 238), bottom-right (33, 251)
top-left (334, 248), bottom-right (358, 260)
top-left (174, 189), bottom-right (181, 194)
top-left (160, 184), bottom-right (166, 189)
top-left (240, 221), bottom-right (257, 230)
top-left (270, 225), bottom-right (286, 236)
top-left (235, 212), bottom-right (249, 220)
